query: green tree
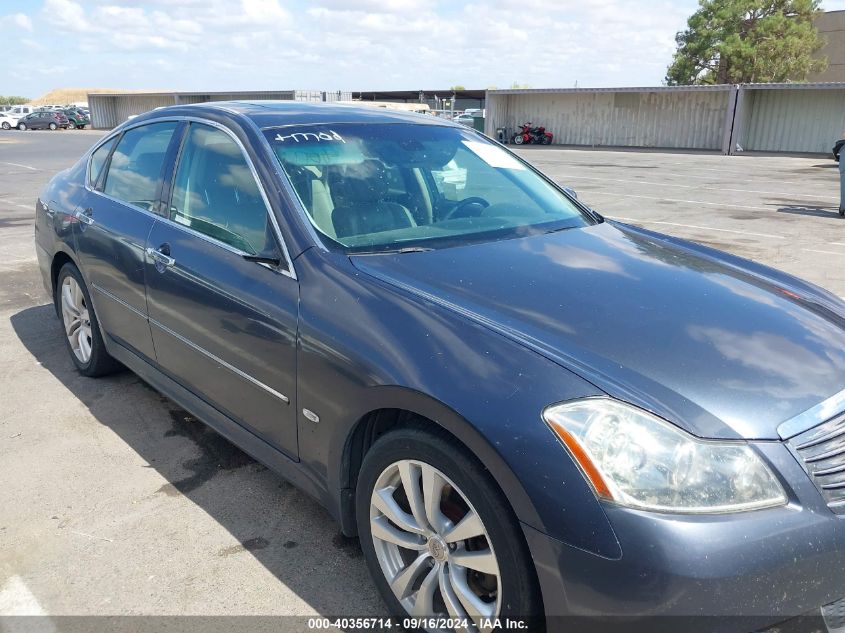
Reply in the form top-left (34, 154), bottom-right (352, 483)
top-left (666, 0), bottom-right (827, 84)
top-left (0, 95), bottom-right (29, 105)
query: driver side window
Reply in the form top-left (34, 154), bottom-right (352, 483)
top-left (169, 123), bottom-right (275, 256)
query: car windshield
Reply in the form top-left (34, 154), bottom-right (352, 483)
top-left (265, 122), bottom-right (592, 252)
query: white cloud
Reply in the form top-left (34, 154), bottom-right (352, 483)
top-left (8, 0), bottom-right (699, 96)
top-left (12, 13), bottom-right (33, 31)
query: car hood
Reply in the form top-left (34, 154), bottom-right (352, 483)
top-left (351, 222), bottom-right (845, 440)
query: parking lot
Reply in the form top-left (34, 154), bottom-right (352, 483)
top-left (1, 130), bottom-right (843, 623)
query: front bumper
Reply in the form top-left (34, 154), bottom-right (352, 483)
top-left (524, 442), bottom-right (845, 632)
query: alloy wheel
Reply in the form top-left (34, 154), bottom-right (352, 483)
top-left (60, 276), bottom-right (92, 363)
top-left (370, 459), bottom-right (501, 630)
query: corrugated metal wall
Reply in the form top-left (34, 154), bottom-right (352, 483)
top-left (89, 90), bottom-right (329, 128)
top-left (487, 89), bottom-right (731, 150)
top-left (738, 88), bottom-right (845, 153)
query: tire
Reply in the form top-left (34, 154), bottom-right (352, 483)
top-left (49, 122), bottom-right (57, 131)
top-left (67, 121), bottom-right (76, 130)
top-left (78, 125), bottom-right (85, 130)
top-left (356, 426), bottom-right (543, 631)
top-left (55, 263), bottom-right (121, 377)
top-left (542, 136), bottom-right (551, 145)
top-left (1, 122), bottom-right (9, 130)
top-left (18, 122), bottom-right (26, 131)
top-left (840, 208), bottom-right (844, 217)
top-left (513, 134), bottom-right (524, 145)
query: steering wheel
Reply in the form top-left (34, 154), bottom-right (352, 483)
top-left (443, 196), bottom-right (490, 220)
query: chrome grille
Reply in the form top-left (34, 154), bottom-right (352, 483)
top-left (788, 410), bottom-right (845, 514)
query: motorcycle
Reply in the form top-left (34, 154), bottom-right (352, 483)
top-left (511, 122), bottom-right (553, 145)
top-left (511, 122), bottom-right (533, 145)
top-left (530, 124), bottom-right (554, 145)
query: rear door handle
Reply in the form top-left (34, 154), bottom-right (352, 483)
top-left (74, 207), bottom-right (94, 225)
top-left (145, 245), bottom-right (175, 268)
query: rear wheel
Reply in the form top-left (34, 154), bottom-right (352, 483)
top-left (513, 134), bottom-right (524, 145)
top-left (356, 427), bottom-right (542, 632)
top-left (1, 122), bottom-right (9, 130)
top-left (56, 263), bottom-right (121, 377)
top-left (49, 122), bottom-right (57, 131)
top-left (67, 121), bottom-right (76, 130)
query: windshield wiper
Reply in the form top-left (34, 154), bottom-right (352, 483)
top-left (394, 246), bottom-right (434, 253)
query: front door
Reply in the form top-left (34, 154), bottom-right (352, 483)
top-left (144, 121), bottom-right (299, 458)
top-left (74, 121), bottom-right (180, 361)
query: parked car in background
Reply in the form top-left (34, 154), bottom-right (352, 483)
top-left (0, 112), bottom-right (20, 130)
top-left (453, 113), bottom-right (475, 126)
top-left (18, 110), bottom-right (68, 131)
top-left (9, 105), bottom-right (35, 117)
top-left (62, 108), bottom-right (90, 129)
top-left (34, 102), bottom-right (845, 633)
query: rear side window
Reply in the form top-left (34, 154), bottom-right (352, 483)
top-left (103, 122), bottom-right (178, 212)
top-left (169, 123), bottom-right (273, 255)
top-left (89, 138), bottom-right (116, 188)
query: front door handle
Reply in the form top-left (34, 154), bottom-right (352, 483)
top-left (145, 245), bottom-right (176, 269)
top-left (74, 207), bottom-right (94, 225)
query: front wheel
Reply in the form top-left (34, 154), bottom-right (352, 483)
top-left (56, 263), bottom-right (121, 377)
top-left (18, 122), bottom-right (26, 131)
top-left (67, 121), bottom-right (76, 130)
top-left (1, 122), bottom-right (9, 130)
top-left (357, 426), bottom-right (542, 632)
top-left (49, 122), bottom-right (57, 131)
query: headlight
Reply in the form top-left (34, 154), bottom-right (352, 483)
top-left (543, 398), bottom-right (787, 513)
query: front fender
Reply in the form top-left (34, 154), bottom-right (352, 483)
top-left (295, 248), bottom-right (622, 559)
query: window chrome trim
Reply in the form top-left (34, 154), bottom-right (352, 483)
top-left (83, 114), bottom-right (297, 279)
top-left (778, 387), bottom-right (845, 439)
top-left (149, 317), bottom-right (290, 404)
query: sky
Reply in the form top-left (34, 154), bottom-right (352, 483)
top-left (2, 0), bottom-right (845, 99)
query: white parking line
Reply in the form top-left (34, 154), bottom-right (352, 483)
top-left (587, 190), bottom-right (772, 212)
top-left (804, 249), bottom-right (845, 256)
top-left (567, 175), bottom-right (839, 200)
top-left (607, 216), bottom-right (785, 240)
top-left (0, 161), bottom-right (38, 171)
top-left (0, 575), bottom-right (51, 619)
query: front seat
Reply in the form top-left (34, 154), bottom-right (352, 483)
top-left (329, 160), bottom-right (416, 239)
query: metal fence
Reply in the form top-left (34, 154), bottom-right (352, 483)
top-left (485, 83), bottom-right (845, 155)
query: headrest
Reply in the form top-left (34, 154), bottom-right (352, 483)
top-left (330, 160), bottom-right (389, 206)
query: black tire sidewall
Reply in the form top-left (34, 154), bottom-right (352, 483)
top-left (356, 427), bottom-right (542, 627)
top-left (55, 263), bottom-right (118, 377)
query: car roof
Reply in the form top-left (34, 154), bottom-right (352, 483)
top-left (140, 100), bottom-right (463, 130)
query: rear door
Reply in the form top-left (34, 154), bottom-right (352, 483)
top-left (74, 121), bottom-right (181, 361)
top-left (144, 121), bottom-right (299, 458)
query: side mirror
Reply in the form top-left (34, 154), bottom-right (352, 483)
top-left (563, 186), bottom-right (578, 200)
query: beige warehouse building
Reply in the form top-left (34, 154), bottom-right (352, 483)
top-left (811, 10), bottom-right (845, 81)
